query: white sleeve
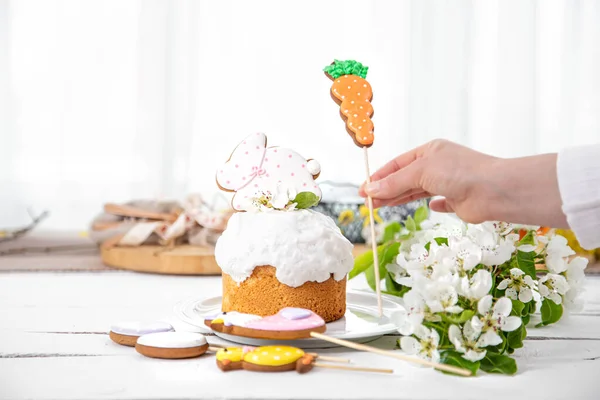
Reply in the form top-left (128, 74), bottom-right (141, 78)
top-left (557, 144), bottom-right (600, 250)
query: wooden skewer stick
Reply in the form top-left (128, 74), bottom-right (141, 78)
top-left (310, 332), bottom-right (472, 377)
top-left (308, 353), bottom-right (351, 364)
top-left (363, 147), bottom-right (383, 316)
top-left (208, 346), bottom-right (224, 352)
top-left (313, 362), bottom-right (393, 374)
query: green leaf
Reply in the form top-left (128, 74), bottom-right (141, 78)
top-left (413, 205), bottom-right (429, 226)
top-left (518, 230), bottom-right (536, 246)
top-left (424, 238), bottom-right (447, 252)
top-left (384, 273), bottom-right (409, 297)
top-left (404, 215), bottom-right (417, 232)
top-left (382, 222), bottom-right (402, 243)
top-left (480, 353), bottom-right (517, 375)
top-left (507, 325), bottom-right (525, 350)
top-left (323, 59), bottom-right (369, 79)
top-left (438, 351), bottom-right (480, 376)
top-left (440, 310), bottom-right (475, 324)
top-left (434, 237), bottom-right (448, 246)
top-left (522, 314), bottom-right (531, 326)
top-left (292, 192), bottom-right (320, 209)
top-left (515, 250), bottom-right (536, 280)
top-left (510, 300), bottom-right (525, 317)
top-left (349, 249), bottom-right (374, 280)
top-left (365, 265), bottom-right (376, 291)
top-left (538, 298), bottom-right (563, 327)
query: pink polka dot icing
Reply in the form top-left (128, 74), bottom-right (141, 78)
top-left (215, 133), bottom-right (322, 211)
top-left (244, 308), bottom-right (325, 332)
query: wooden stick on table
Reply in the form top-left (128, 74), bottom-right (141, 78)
top-left (310, 332), bottom-right (472, 377)
top-left (313, 362), bottom-right (393, 374)
top-left (363, 147), bottom-right (383, 316)
top-left (308, 353), bottom-right (351, 364)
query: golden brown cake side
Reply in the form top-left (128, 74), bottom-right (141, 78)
top-left (222, 266), bottom-right (346, 323)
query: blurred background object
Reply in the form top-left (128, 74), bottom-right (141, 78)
top-left (315, 181), bottom-right (425, 243)
top-left (1, 0), bottom-right (600, 234)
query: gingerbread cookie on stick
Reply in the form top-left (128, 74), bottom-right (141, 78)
top-left (216, 133), bottom-right (322, 212)
top-left (324, 59), bottom-right (383, 316)
top-left (204, 307), bottom-right (326, 340)
top-left (216, 346), bottom-right (392, 375)
top-left (324, 60), bottom-right (374, 147)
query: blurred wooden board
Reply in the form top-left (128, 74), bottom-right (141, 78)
top-left (100, 244), bottom-right (221, 275)
top-left (352, 244), bottom-right (369, 257)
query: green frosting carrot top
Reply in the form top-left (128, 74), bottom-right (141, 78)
top-left (323, 60), bottom-right (369, 79)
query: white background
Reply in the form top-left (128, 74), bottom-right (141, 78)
top-left (1, 0), bottom-right (599, 230)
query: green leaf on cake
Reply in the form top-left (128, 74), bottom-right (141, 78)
top-left (323, 59), bottom-right (369, 79)
top-left (292, 192), bottom-right (320, 209)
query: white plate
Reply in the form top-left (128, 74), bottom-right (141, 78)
top-left (173, 290), bottom-right (402, 349)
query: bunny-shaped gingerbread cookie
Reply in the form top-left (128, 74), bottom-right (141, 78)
top-left (216, 133), bottom-right (321, 211)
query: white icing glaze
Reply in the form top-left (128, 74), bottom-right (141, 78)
top-left (136, 332), bottom-right (207, 349)
top-left (110, 321), bottom-right (174, 336)
top-left (215, 209), bottom-right (354, 287)
top-left (211, 311), bottom-right (262, 326)
top-left (215, 133), bottom-right (321, 211)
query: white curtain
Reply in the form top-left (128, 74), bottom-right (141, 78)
top-left (1, 0), bottom-right (599, 230)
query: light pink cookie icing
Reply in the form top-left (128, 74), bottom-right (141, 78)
top-left (244, 308), bottom-right (325, 332)
top-left (216, 133), bottom-right (321, 211)
top-left (205, 308), bottom-right (326, 332)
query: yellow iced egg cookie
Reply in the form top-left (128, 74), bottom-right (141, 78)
top-left (243, 346), bottom-right (305, 367)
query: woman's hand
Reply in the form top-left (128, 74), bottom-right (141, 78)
top-left (359, 139), bottom-right (567, 227)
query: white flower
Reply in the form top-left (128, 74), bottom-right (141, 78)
top-left (566, 256), bottom-right (587, 287)
top-left (518, 244), bottom-right (538, 253)
top-left (388, 254), bottom-right (415, 287)
top-left (448, 320), bottom-right (487, 362)
top-left (422, 280), bottom-right (463, 314)
top-left (446, 236), bottom-right (482, 273)
top-left (459, 269), bottom-right (493, 301)
top-left (391, 290), bottom-right (425, 335)
top-left (562, 257), bottom-right (587, 313)
top-left (497, 268), bottom-right (536, 303)
top-left (400, 325), bottom-right (440, 363)
top-left (471, 295), bottom-right (522, 347)
top-left (538, 273), bottom-right (569, 305)
top-left (545, 235), bottom-right (576, 274)
top-left (563, 286), bottom-right (585, 313)
top-left (467, 224), bottom-right (515, 266)
top-left (546, 235), bottom-right (576, 258)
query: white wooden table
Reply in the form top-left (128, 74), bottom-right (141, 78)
top-left (1, 245), bottom-right (600, 399)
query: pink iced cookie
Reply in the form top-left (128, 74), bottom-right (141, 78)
top-left (204, 307), bottom-right (327, 340)
top-left (245, 308), bottom-right (325, 332)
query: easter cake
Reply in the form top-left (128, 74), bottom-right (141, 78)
top-left (214, 133), bottom-right (354, 322)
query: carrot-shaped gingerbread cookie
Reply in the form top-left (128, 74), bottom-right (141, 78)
top-left (324, 59), bottom-right (383, 316)
top-left (324, 60), bottom-right (374, 147)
